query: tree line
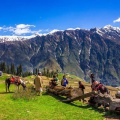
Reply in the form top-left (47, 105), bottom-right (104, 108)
top-left (33, 68), bottom-right (58, 78)
top-left (0, 62), bottom-right (58, 77)
top-left (0, 62), bottom-right (32, 77)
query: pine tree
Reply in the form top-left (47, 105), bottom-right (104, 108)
top-left (35, 68), bottom-right (38, 75)
top-left (6, 65), bottom-right (10, 74)
top-left (19, 64), bottom-right (22, 76)
top-left (16, 64), bottom-right (23, 76)
top-left (10, 63), bottom-right (16, 74)
top-left (46, 68), bottom-right (50, 77)
top-left (50, 71), bottom-right (55, 78)
top-left (43, 68), bottom-right (46, 76)
top-left (0, 62), bottom-right (6, 72)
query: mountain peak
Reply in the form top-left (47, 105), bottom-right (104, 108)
top-left (103, 25), bottom-right (120, 31)
top-left (103, 25), bottom-right (113, 29)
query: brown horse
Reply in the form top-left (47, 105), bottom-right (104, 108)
top-left (91, 82), bottom-right (109, 94)
top-left (90, 73), bottom-right (109, 94)
top-left (5, 76), bottom-right (26, 92)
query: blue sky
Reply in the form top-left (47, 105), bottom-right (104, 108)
top-left (0, 0), bottom-right (120, 36)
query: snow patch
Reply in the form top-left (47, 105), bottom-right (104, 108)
top-left (103, 25), bottom-right (120, 32)
top-left (0, 35), bottom-right (36, 42)
top-left (78, 50), bottom-right (81, 55)
top-left (49, 29), bottom-right (63, 34)
top-left (67, 27), bottom-right (80, 30)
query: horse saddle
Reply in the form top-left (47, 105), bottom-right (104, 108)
top-left (10, 77), bottom-right (20, 83)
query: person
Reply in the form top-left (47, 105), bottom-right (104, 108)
top-left (78, 81), bottom-right (85, 102)
top-left (78, 81), bottom-right (85, 93)
top-left (90, 73), bottom-right (95, 83)
top-left (61, 75), bottom-right (68, 87)
top-left (90, 73), bottom-right (98, 91)
top-left (50, 75), bottom-right (59, 87)
top-left (34, 72), bottom-right (43, 96)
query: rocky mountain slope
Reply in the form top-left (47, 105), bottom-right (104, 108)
top-left (0, 25), bottom-right (120, 86)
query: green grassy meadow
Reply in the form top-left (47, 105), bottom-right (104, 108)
top-left (0, 73), bottom-right (117, 120)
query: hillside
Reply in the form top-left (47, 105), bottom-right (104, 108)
top-left (0, 73), bottom-right (119, 120)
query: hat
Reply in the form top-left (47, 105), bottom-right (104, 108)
top-left (38, 72), bottom-right (41, 74)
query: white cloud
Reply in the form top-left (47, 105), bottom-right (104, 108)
top-left (16, 24), bottom-right (35, 29)
top-left (113, 18), bottom-right (120, 23)
top-left (0, 27), bottom-right (3, 30)
top-left (14, 24), bottom-right (36, 35)
top-left (14, 28), bottom-right (31, 35)
top-left (0, 24), bottom-right (42, 35)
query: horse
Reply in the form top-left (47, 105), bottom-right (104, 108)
top-left (91, 82), bottom-right (109, 94)
top-left (5, 76), bottom-right (26, 92)
top-left (90, 73), bottom-right (109, 94)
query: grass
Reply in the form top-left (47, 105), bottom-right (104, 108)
top-left (0, 73), bottom-right (11, 81)
top-left (58, 73), bottom-right (83, 81)
top-left (0, 93), bottom-right (105, 120)
top-left (0, 73), bottom-right (119, 120)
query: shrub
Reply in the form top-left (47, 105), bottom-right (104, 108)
top-left (12, 84), bottom-right (37, 101)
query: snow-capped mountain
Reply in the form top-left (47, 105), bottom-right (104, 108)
top-left (0, 25), bottom-right (120, 43)
top-left (90, 25), bottom-right (120, 34)
top-left (0, 25), bottom-right (120, 86)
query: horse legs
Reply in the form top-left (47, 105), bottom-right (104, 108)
top-left (8, 83), bottom-right (10, 92)
top-left (6, 83), bottom-right (10, 92)
top-left (5, 78), bottom-right (11, 92)
top-left (5, 82), bottom-right (10, 92)
top-left (5, 83), bottom-right (8, 92)
top-left (5, 79), bottom-right (8, 92)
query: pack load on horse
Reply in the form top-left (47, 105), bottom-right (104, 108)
top-left (5, 76), bottom-right (26, 92)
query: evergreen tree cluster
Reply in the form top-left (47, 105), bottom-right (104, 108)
top-left (0, 62), bottom-right (32, 77)
top-left (33, 68), bottom-right (59, 78)
top-left (0, 62), bottom-right (58, 77)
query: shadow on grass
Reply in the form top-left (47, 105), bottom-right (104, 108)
top-left (47, 92), bottom-right (91, 108)
top-left (0, 91), bottom-right (14, 94)
top-left (47, 92), bottom-right (120, 119)
top-left (104, 111), bottom-right (120, 120)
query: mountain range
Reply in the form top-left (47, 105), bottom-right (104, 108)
top-left (0, 25), bottom-right (120, 87)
